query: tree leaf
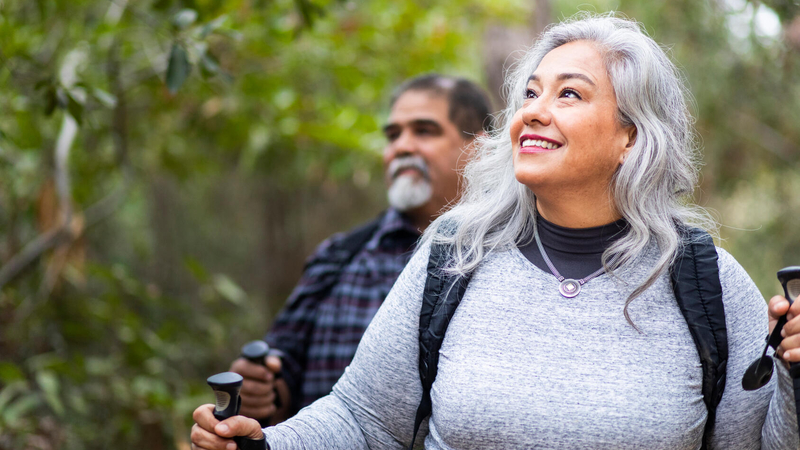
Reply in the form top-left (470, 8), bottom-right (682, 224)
top-left (67, 93), bottom-right (84, 125)
top-left (184, 256), bottom-right (210, 283)
top-left (296, 0), bottom-right (315, 28)
top-left (55, 87), bottom-right (68, 109)
top-left (200, 15), bottom-right (229, 39)
top-left (200, 52), bottom-right (220, 78)
top-left (34, 78), bottom-right (52, 90)
top-left (2, 393), bottom-right (41, 425)
top-left (0, 381), bottom-right (29, 411)
top-left (0, 362), bottom-right (25, 384)
top-left (36, 370), bottom-right (64, 417)
top-left (151, 0), bottom-right (173, 10)
top-left (91, 88), bottom-right (117, 108)
top-left (44, 86), bottom-right (57, 116)
top-left (166, 43), bottom-right (191, 94)
top-left (212, 274), bottom-right (247, 305)
top-left (172, 9), bottom-right (198, 30)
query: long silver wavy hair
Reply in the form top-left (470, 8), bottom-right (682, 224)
top-left (422, 12), bottom-right (715, 322)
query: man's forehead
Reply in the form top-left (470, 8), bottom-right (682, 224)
top-left (382, 118), bottom-right (443, 134)
top-left (387, 90), bottom-right (451, 126)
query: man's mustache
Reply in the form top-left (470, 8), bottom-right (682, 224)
top-left (388, 155), bottom-right (430, 181)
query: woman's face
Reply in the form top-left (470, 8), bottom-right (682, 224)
top-left (510, 40), bottom-right (634, 202)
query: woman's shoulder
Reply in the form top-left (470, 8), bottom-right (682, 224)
top-left (713, 246), bottom-right (768, 323)
top-left (714, 247), bottom-right (758, 290)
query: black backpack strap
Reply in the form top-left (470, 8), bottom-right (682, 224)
top-left (323, 212), bottom-right (385, 268)
top-left (297, 211), bottom-right (385, 301)
top-left (409, 242), bottom-right (472, 450)
top-left (670, 227), bottom-right (727, 450)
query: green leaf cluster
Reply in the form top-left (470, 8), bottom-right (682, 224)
top-left (0, 0), bottom-right (522, 447)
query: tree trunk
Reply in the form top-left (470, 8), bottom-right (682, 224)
top-left (483, 0), bottom-right (552, 109)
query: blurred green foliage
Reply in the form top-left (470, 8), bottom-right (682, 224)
top-left (1, 0), bottom-right (799, 448)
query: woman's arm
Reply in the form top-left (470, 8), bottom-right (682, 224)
top-left (261, 243), bottom-right (432, 449)
top-left (761, 359), bottom-right (799, 449)
top-left (760, 293), bottom-right (800, 449)
top-left (711, 249), bottom-right (799, 450)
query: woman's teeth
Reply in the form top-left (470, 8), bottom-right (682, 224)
top-left (522, 139), bottom-right (560, 149)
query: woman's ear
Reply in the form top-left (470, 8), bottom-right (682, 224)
top-left (626, 126), bottom-right (637, 148)
top-left (620, 126), bottom-right (637, 164)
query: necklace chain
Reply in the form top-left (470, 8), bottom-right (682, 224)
top-left (533, 220), bottom-right (605, 298)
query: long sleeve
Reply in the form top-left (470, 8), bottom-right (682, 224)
top-left (762, 362), bottom-right (800, 449)
top-left (263, 243), bottom-right (432, 449)
top-left (711, 249), bottom-right (800, 449)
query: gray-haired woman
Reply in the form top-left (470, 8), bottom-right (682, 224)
top-left (191, 13), bottom-right (800, 450)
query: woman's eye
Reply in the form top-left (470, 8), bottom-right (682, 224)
top-left (524, 89), bottom-right (539, 99)
top-left (560, 88), bottom-right (581, 100)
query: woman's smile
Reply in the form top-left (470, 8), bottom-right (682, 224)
top-left (519, 134), bottom-right (563, 152)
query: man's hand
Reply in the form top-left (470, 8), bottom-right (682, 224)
top-left (229, 355), bottom-right (283, 420)
top-left (191, 404), bottom-right (264, 450)
top-left (769, 295), bottom-right (800, 362)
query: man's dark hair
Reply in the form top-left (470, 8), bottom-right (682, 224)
top-left (390, 74), bottom-right (493, 139)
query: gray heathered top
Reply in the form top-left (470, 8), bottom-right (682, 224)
top-left (264, 241), bottom-right (800, 449)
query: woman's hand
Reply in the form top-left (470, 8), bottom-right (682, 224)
top-left (769, 295), bottom-right (800, 362)
top-left (191, 404), bottom-right (264, 450)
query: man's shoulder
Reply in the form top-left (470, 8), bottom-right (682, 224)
top-left (305, 211), bottom-right (388, 267)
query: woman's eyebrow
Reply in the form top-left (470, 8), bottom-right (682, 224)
top-left (527, 73), bottom-right (596, 86)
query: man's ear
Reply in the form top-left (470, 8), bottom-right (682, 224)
top-left (462, 131), bottom-right (485, 152)
top-left (467, 130), bottom-right (487, 141)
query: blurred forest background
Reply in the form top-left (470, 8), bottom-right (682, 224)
top-left (1, 0), bottom-right (800, 448)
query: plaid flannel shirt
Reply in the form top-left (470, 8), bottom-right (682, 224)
top-left (265, 208), bottom-right (420, 412)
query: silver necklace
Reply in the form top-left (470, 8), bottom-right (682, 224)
top-left (533, 221), bottom-right (605, 298)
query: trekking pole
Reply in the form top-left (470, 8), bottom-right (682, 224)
top-left (207, 372), bottom-right (269, 450)
top-left (743, 267), bottom-right (800, 433)
top-left (240, 340), bottom-right (283, 427)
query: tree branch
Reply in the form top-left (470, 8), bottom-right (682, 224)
top-left (0, 114), bottom-right (77, 291)
top-left (55, 115), bottom-right (77, 223)
top-left (0, 227), bottom-right (71, 289)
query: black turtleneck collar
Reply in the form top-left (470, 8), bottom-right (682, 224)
top-left (519, 214), bottom-right (628, 280)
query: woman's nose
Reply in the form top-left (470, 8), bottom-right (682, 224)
top-left (521, 98), bottom-right (551, 127)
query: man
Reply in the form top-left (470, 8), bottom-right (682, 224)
top-left (229, 74), bottom-right (492, 423)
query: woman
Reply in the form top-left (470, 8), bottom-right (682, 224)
top-left (192, 13), bottom-right (800, 449)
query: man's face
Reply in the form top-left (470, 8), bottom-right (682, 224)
top-left (382, 90), bottom-right (472, 222)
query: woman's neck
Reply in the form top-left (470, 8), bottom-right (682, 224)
top-left (535, 195), bottom-right (621, 229)
top-left (519, 212), bottom-right (628, 280)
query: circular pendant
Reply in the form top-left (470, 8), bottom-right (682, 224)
top-left (559, 279), bottom-right (581, 298)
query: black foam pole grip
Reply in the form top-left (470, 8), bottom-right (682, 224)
top-left (241, 340), bottom-right (283, 379)
top-left (207, 372), bottom-right (269, 450)
top-left (208, 372), bottom-right (243, 421)
top-left (233, 435), bottom-right (268, 450)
